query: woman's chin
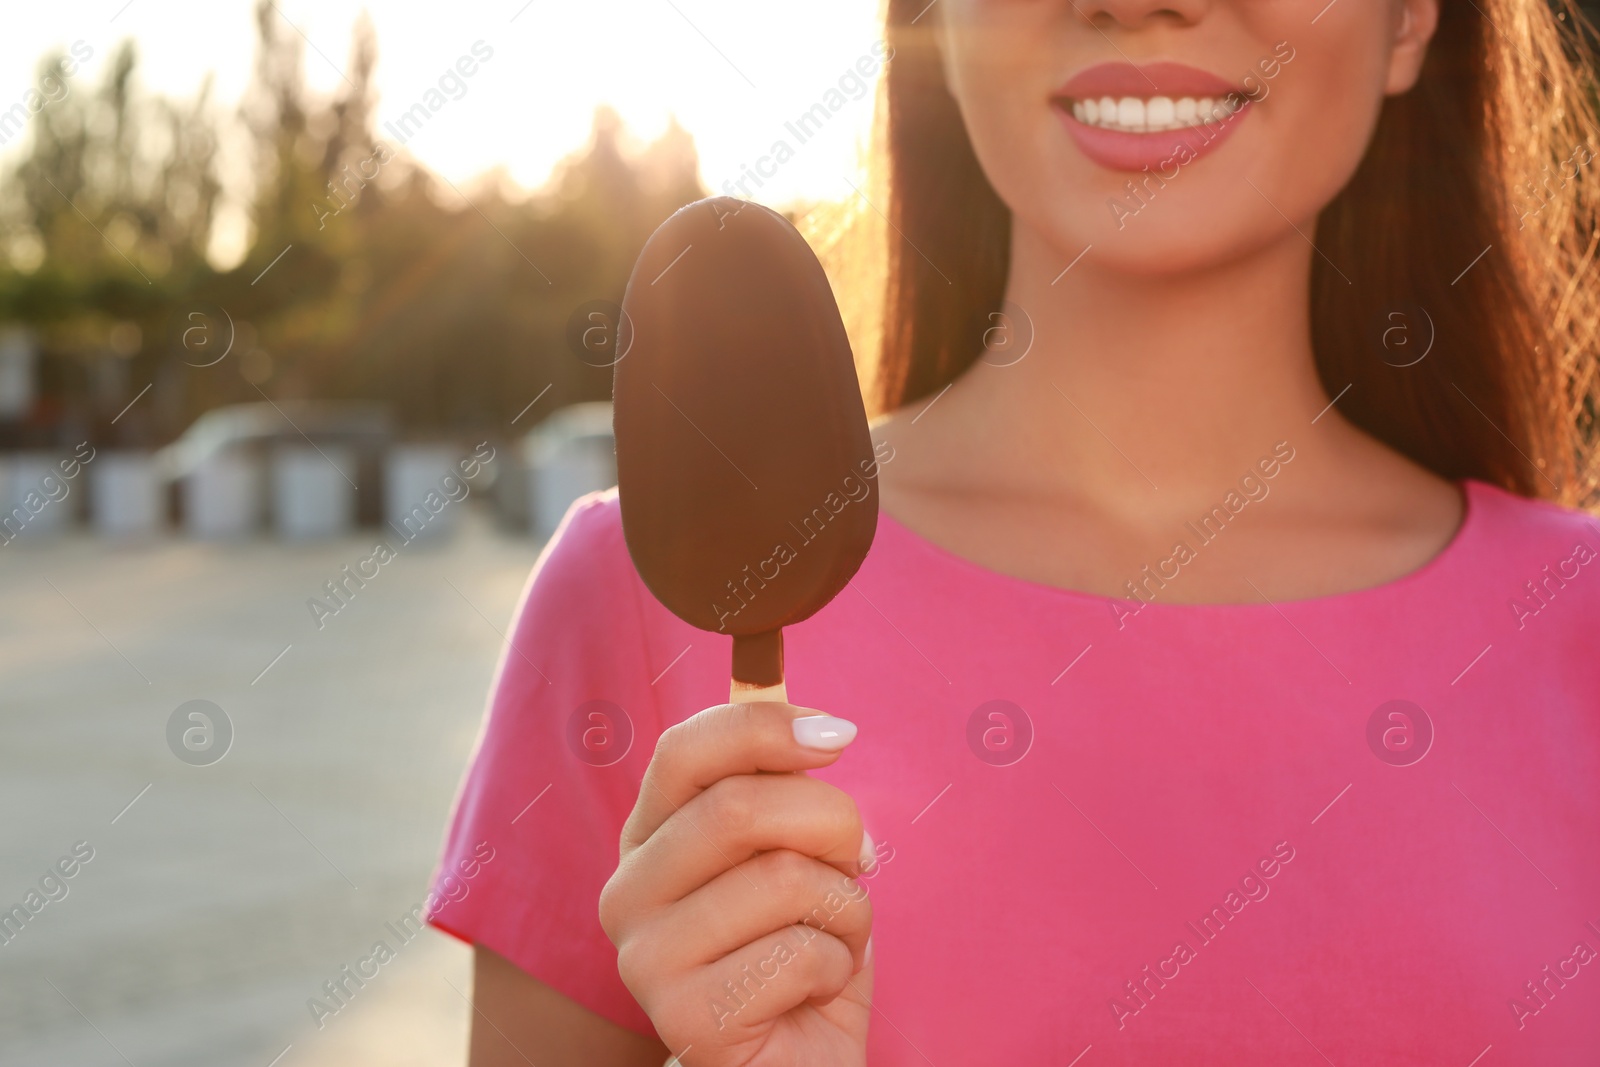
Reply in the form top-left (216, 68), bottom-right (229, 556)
top-left (1025, 202), bottom-right (1288, 281)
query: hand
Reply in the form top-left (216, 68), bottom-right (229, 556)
top-left (599, 701), bottom-right (876, 1067)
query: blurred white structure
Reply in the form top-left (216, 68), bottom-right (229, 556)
top-left (0, 452), bottom-right (77, 542)
top-left (272, 445), bottom-right (356, 539)
top-left (156, 402), bottom-right (392, 539)
top-left (183, 451), bottom-right (263, 539)
top-left (91, 452), bottom-right (163, 539)
top-left (0, 328), bottom-right (36, 419)
top-left (523, 402), bottom-right (615, 539)
top-left (385, 445), bottom-right (461, 542)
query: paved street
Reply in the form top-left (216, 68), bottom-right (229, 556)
top-left (0, 506), bottom-right (544, 1066)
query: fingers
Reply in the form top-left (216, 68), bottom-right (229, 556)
top-left (638, 849), bottom-right (874, 977)
top-left (611, 773), bottom-right (867, 914)
top-left (663, 925), bottom-right (861, 1039)
top-left (600, 703), bottom-right (875, 1061)
top-left (621, 703), bottom-right (858, 852)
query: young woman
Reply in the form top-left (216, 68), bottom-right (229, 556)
top-left (429, 0), bottom-right (1600, 1062)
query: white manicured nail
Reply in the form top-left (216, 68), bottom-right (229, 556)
top-left (859, 829), bottom-right (877, 873)
top-left (863, 936), bottom-right (873, 967)
top-left (792, 715), bottom-right (857, 751)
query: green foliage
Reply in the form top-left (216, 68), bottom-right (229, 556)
top-left (0, 1), bottom-right (705, 446)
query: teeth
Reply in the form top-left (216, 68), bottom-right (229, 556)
top-left (1068, 92), bottom-right (1245, 133)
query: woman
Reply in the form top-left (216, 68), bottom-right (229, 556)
top-left (430, 0), bottom-right (1600, 1061)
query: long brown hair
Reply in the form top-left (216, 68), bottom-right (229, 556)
top-left (814, 0), bottom-right (1600, 507)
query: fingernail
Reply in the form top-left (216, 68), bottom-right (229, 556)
top-left (858, 829), bottom-right (877, 873)
top-left (792, 715), bottom-right (857, 751)
top-left (863, 936), bottom-right (874, 968)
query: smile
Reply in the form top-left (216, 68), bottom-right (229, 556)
top-left (1063, 93), bottom-right (1248, 134)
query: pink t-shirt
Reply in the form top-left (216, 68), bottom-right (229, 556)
top-left (429, 479), bottom-right (1600, 1065)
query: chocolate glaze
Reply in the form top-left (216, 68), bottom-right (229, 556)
top-left (614, 197), bottom-right (878, 688)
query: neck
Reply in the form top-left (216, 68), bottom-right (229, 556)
top-left (928, 222), bottom-right (1336, 506)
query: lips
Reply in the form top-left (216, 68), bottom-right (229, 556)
top-left (1058, 60), bottom-right (1243, 101)
top-left (1053, 61), bottom-right (1253, 173)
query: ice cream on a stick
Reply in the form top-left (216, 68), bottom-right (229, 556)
top-left (614, 197), bottom-right (879, 704)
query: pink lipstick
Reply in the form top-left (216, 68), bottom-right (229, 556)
top-left (1053, 61), bottom-right (1253, 173)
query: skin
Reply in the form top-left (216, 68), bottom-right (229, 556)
top-left (875, 0), bottom-right (1459, 602)
top-left (467, 948), bottom-right (668, 1066)
top-left (471, 0), bottom-right (1456, 1061)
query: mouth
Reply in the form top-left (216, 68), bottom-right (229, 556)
top-left (1052, 61), bottom-right (1255, 172)
top-left (1057, 92), bottom-right (1249, 134)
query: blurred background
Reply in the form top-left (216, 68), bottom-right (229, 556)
top-left (0, 0), bottom-right (881, 1063)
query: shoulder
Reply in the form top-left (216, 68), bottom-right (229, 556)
top-left (1460, 479), bottom-right (1600, 626)
top-left (523, 489), bottom-right (635, 603)
top-left (496, 489), bottom-right (650, 692)
top-left (520, 490), bottom-right (721, 716)
top-left (542, 487), bottom-right (628, 567)
top-left (1463, 479), bottom-right (1600, 555)
top-left (478, 489), bottom-right (667, 780)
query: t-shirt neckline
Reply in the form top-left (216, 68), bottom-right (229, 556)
top-left (873, 478), bottom-right (1481, 613)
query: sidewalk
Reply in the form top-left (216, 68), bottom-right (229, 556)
top-left (0, 507), bottom-right (542, 1066)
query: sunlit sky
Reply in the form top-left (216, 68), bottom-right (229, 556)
top-left (3, 0), bottom-right (885, 264)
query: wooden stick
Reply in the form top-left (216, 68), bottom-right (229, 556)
top-left (730, 629), bottom-right (786, 704)
top-left (730, 678), bottom-right (788, 704)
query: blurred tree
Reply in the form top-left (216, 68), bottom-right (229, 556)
top-left (296, 104), bottom-right (706, 435)
top-left (0, 5), bottom-right (709, 448)
top-left (0, 39), bottom-right (223, 445)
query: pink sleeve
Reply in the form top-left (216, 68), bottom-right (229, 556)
top-left (426, 491), bottom-right (662, 1037)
